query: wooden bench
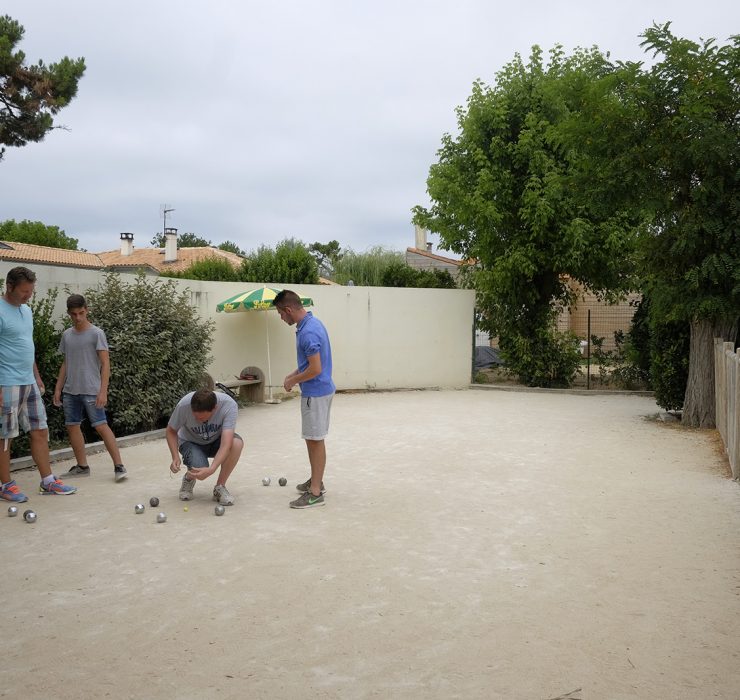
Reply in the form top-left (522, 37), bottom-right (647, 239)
top-left (217, 365), bottom-right (265, 403)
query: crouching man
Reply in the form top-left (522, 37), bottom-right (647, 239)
top-left (167, 389), bottom-right (243, 505)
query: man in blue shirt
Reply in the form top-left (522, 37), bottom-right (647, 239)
top-left (274, 289), bottom-right (335, 509)
top-left (0, 267), bottom-right (77, 502)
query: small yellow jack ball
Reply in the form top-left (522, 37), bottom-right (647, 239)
top-left (183, 506), bottom-right (189, 512)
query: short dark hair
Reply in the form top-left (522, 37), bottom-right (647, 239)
top-left (273, 289), bottom-right (302, 310)
top-left (6, 266), bottom-right (36, 288)
top-left (191, 389), bottom-right (217, 413)
top-left (66, 294), bottom-right (87, 310)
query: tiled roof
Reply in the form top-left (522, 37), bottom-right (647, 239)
top-left (0, 241), bottom-right (104, 268)
top-left (406, 247), bottom-right (463, 265)
top-left (96, 246), bottom-right (244, 273)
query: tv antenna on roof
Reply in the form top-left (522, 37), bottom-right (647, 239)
top-left (160, 203), bottom-right (175, 237)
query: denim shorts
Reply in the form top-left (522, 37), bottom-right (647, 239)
top-left (179, 433), bottom-right (242, 468)
top-left (62, 393), bottom-right (108, 427)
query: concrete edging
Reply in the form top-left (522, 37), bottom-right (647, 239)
top-left (470, 383), bottom-right (655, 397)
top-left (10, 428), bottom-right (167, 473)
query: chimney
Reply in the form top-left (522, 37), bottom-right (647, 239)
top-left (120, 232), bottom-right (134, 256)
top-left (164, 227), bottom-right (178, 263)
top-left (414, 224), bottom-right (428, 251)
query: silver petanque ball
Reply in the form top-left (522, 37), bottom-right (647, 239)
top-left (8, 505), bottom-right (18, 517)
top-left (156, 512), bottom-right (167, 523)
top-left (134, 503), bottom-right (145, 514)
top-left (214, 505), bottom-right (225, 516)
top-left (262, 476), bottom-right (271, 486)
top-left (23, 509), bottom-right (37, 523)
top-left (278, 477), bottom-right (287, 487)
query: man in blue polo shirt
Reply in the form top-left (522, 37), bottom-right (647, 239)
top-left (274, 289), bottom-right (335, 509)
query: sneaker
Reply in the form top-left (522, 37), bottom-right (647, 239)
top-left (179, 474), bottom-right (195, 501)
top-left (60, 465), bottom-right (91, 478)
top-left (212, 484), bottom-right (235, 506)
top-left (1, 480), bottom-right (29, 503)
top-left (290, 491), bottom-right (325, 509)
top-left (296, 478), bottom-right (326, 494)
top-left (39, 478), bottom-right (77, 495)
top-left (114, 465), bottom-right (128, 482)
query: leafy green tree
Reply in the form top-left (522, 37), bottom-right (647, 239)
top-left (150, 231), bottom-right (212, 247)
top-left (218, 240), bottom-right (245, 256)
top-left (83, 273), bottom-right (214, 434)
top-left (332, 247), bottom-right (405, 286)
top-left (309, 240), bottom-right (343, 278)
top-left (414, 45), bottom-right (636, 386)
top-left (243, 238), bottom-right (319, 284)
top-left (623, 25), bottom-right (739, 427)
top-left (0, 219), bottom-right (79, 249)
top-left (162, 256), bottom-right (241, 282)
top-left (0, 15), bottom-right (85, 162)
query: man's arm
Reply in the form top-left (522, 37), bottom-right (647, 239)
top-left (33, 361), bottom-right (45, 395)
top-left (188, 429), bottom-right (235, 480)
top-left (96, 349), bottom-right (111, 408)
top-left (166, 425), bottom-right (182, 473)
top-left (53, 358), bottom-right (67, 407)
top-left (284, 353), bottom-right (321, 392)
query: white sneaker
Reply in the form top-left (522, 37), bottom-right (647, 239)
top-left (179, 475), bottom-right (195, 501)
top-left (213, 484), bottom-right (235, 506)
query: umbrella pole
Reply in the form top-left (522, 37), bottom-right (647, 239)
top-left (264, 312), bottom-right (280, 404)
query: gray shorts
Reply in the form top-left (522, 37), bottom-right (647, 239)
top-left (301, 393), bottom-right (333, 441)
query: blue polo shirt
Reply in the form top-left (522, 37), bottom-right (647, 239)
top-left (296, 311), bottom-right (335, 397)
top-left (0, 298), bottom-right (35, 386)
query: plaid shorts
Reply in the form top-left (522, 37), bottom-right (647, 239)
top-left (1, 384), bottom-right (48, 440)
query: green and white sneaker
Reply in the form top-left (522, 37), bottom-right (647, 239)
top-left (290, 491), bottom-right (325, 509)
top-left (295, 478), bottom-right (325, 495)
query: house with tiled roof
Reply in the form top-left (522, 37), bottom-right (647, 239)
top-left (405, 226), bottom-right (464, 281)
top-left (0, 241), bottom-right (105, 270)
top-left (0, 230), bottom-right (245, 276)
top-left (96, 230), bottom-right (244, 274)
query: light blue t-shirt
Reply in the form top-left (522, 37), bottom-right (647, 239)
top-left (0, 298), bottom-right (35, 386)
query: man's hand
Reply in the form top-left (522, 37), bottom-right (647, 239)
top-left (187, 466), bottom-right (215, 481)
top-left (170, 457), bottom-right (182, 474)
top-left (95, 389), bottom-right (108, 408)
top-left (283, 376), bottom-right (297, 392)
top-left (53, 390), bottom-right (62, 407)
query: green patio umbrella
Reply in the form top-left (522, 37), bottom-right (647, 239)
top-left (216, 286), bottom-right (313, 402)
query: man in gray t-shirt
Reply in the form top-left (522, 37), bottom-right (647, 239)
top-left (54, 294), bottom-right (127, 482)
top-left (167, 389), bottom-right (243, 505)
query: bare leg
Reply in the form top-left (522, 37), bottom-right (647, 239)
top-left (29, 429), bottom-right (52, 479)
top-left (0, 438), bottom-right (13, 484)
top-left (66, 424), bottom-right (89, 466)
top-left (94, 423), bottom-right (123, 465)
top-left (216, 437), bottom-right (243, 487)
top-left (305, 439), bottom-right (326, 497)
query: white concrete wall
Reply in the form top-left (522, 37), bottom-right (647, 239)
top-left (0, 262), bottom-right (476, 392)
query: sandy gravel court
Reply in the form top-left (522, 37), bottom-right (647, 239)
top-left (3, 388), bottom-right (739, 699)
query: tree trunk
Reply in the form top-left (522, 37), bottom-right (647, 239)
top-left (682, 317), bottom-right (737, 428)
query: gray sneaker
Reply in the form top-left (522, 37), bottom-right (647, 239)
top-left (290, 491), bottom-right (325, 509)
top-left (114, 465), bottom-right (128, 482)
top-left (296, 478), bottom-right (325, 494)
top-left (179, 475), bottom-right (196, 500)
top-left (61, 465), bottom-right (91, 478)
top-left (213, 484), bottom-right (235, 506)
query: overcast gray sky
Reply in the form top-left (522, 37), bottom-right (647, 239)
top-left (1, 1), bottom-right (738, 256)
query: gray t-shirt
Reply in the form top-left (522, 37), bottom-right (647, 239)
top-left (168, 391), bottom-right (238, 445)
top-left (58, 325), bottom-right (109, 395)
